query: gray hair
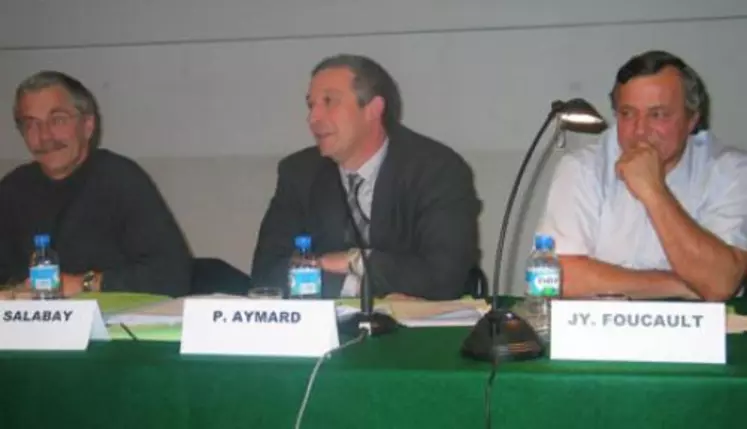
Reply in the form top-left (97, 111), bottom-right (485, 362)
top-left (13, 70), bottom-right (102, 147)
top-left (609, 50), bottom-right (709, 133)
top-left (312, 54), bottom-right (402, 132)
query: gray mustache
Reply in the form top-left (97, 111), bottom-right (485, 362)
top-left (32, 140), bottom-right (67, 155)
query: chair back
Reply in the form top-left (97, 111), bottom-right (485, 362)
top-left (190, 257), bottom-right (252, 296)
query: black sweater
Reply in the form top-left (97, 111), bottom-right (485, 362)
top-left (0, 149), bottom-right (192, 296)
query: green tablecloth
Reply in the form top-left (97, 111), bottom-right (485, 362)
top-left (1, 326), bottom-right (746, 429)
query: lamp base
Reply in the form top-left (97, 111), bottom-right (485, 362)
top-left (338, 312), bottom-right (401, 338)
top-left (461, 308), bottom-right (544, 361)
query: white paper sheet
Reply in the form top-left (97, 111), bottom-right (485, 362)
top-left (104, 293), bottom-right (247, 326)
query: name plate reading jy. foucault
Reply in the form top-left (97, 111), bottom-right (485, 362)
top-left (180, 298), bottom-right (339, 357)
top-left (550, 300), bottom-right (725, 364)
top-left (0, 300), bottom-right (109, 350)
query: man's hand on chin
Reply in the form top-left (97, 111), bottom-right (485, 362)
top-left (615, 141), bottom-right (669, 204)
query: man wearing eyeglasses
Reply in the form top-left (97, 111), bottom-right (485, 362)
top-left (0, 70), bottom-right (191, 297)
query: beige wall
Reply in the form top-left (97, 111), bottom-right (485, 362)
top-left (1, 1), bottom-right (746, 294)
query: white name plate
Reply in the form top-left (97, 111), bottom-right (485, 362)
top-left (0, 300), bottom-right (109, 351)
top-left (550, 300), bottom-right (725, 364)
top-left (180, 298), bottom-right (339, 357)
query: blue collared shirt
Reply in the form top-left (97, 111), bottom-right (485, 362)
top-left (537, 126), bottom-right (747, 270)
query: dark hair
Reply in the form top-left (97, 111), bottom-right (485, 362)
top-left (312, 54), bottom-right (402, 132)
top-left (13, 70), bottom-right (103, 148)
top-left (609, 50), bottom-right (709, 133)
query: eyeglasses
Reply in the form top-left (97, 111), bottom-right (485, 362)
top-left (17, 111), bottom-right (81, 134)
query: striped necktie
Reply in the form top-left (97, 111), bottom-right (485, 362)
top-left (345, 173), bottom-right (370, 246)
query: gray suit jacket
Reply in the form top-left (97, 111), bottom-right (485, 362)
top-left (251, 124), bottom-right (481, 300)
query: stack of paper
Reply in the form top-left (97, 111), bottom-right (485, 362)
top-left (106, 294), bottom-right (490, 329)
top-left (104, 293), bottom-right (246, 326)
top-left (728, 313), bottom-right (747, 334)
top-left (336, 298), bottom-right (490, 327)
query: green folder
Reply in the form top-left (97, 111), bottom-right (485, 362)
top-left (77, 292), bottom-right (180, 342)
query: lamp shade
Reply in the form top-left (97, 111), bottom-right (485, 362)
top-left (551, 98), bottom-right (607, 134)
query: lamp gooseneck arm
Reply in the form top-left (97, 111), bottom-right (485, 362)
top-left (491, 108), bottom-right (560, 309)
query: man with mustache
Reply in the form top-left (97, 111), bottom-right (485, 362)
top-left (0, 71), bottom-right (191, 297)
top-left (537, 50), bottom-right (747, 301)
top-left (251, 54), bottom-right (480, 300)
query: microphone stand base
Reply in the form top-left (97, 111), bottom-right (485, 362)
top-left (461, 308), bottom-right (544, 362)
top-left (338, 312), bottom-right (402, 338)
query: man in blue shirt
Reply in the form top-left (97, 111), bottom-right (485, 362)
top-left (537, 50), bottom-right (747, 301)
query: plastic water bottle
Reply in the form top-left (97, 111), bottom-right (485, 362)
top-left (288, 235), bottom-right (322, 299)
top-left (29, 234), bottom-right (62, 300)
top-left (524, 234), bottom-right (561, 344)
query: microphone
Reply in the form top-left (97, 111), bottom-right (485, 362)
top-left (461, 98), bottom-right (607, 362)
top-left (336, 175), bottom-right (400, 337)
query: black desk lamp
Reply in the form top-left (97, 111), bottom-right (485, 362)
top-left (461, 98), bottom-right (607, 362)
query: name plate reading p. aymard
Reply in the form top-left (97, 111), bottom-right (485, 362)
top-left (551, 300), bottom-right (725, 364)
top-left (180, 298), bottom-right (339, 357)
top-left (0, 300), bottom-right (109, 351)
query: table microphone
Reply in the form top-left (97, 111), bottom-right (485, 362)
top-left (336, 176), bottom-right (400, 337)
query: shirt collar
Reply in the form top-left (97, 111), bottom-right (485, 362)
top-left (667, 130), bottom-right (713, 185)
top-left (340, 138), bottom-right (389, 186)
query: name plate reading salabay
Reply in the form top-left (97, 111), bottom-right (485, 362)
top-left (0, 300), bottom-right (109, 351)
top-left (551, 300), bottom-right (725, 364)
top-left (180, 298), bottom-right (339, 357)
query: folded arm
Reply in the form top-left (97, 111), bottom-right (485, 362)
top-left (559, 255), bottom-right (699, 299)
top-left (538, 153), bottom-right (700, 300)
top-left (642, 187), bottom-right (746, 301)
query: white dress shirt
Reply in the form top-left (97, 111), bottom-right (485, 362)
top-left (339, 139), bottom-right (389, 296)
top-left (537, 125), bottom-right (747, 271)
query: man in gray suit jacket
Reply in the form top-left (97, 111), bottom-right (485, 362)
top-left (251, 54), bottom-right (480, 300)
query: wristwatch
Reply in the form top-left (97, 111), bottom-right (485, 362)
top-left (82, 271), bottom-right (96, 292)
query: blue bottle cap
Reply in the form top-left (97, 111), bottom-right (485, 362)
top-left (534, 234), bottom-right (554, 251)
top-left (33, 234), bottom-right (50, 248)
top-left (294, 235), bottom-right (312, 250)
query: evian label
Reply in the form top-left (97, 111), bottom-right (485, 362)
top-left (30, 265), bottom-right (60, 291)
top-left (289, 267), bottom-right (322, 297)
top-left (526, 267), bottom-right (560, 297)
